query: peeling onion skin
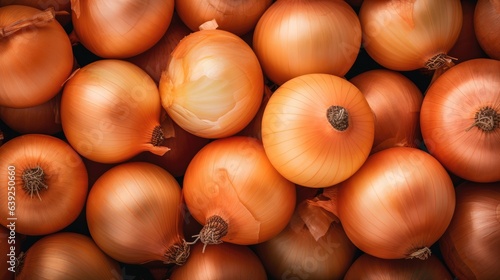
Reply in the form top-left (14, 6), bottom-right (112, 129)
top-left (337, 147), bottom-right (455, 260)
top-left (344, 254), bottom-right (453, 280)
top-left (439, 181), bottom-right (500, 280)
top-left (420, 58), bottom-right (500, 183)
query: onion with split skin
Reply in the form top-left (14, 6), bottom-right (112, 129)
top-left (439, 181), bottom-right (500, 280)
top-left (86, 161), bottom-right (189, 265)
top-left (16, 232), bottom-right (122, 280)
top-left (359, 0), bottom-right (463, 73)
top-left (0, 5), bottom-right (74, 108)
top-left (336, 147), bottom-right (456, 260)
top-left (70, 0), bottom-right (175, 58)
top-left (420, 58), bottom-right (500, 183)
top-left (253, 0), bottom-right (362, 85)
top-left (182, 136), bottom-right (296, 248)
top-left (61, 59), bottom-right (169, 164)
top-left (0, 134), bottom-right (88, 236)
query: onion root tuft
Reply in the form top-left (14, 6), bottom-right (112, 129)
top-left (22, 166), bottom-right (48, 200)
top-left (407, 247), bottom-right (431, 260)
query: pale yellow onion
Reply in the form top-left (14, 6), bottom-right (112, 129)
top-left (253, 0), bottom-right (361, 85)
top-left (61, 59), bottom-right (169, 164)
top-left (16, 232), bottom-right (122, 280)
top-left (159, 28), bottom-right (264, 139)
top-left (349, 69), bottom-right (423, 154)
top-left (86, 162), bottom-right (188, 265)
top-left (175, 0), bottom-right (273, 35)
top-left (70, 0), bottom-right (174, 58)
top-left (261, 73), bottom-right (375, 188)
top-left (0, 5), bottom-right (73, 108)
top-left (360, 0), bottom-right (463, 71)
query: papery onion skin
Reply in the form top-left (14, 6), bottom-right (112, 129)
top-left (344, 254), bottom-right (453, 280)
top-left (170, 242), bottom-right (267, 280)
top-left (86, 162), bottom-right (187, 265)
top-left (474, 0), bottom-right (500, 60)
top-left (175, 0), bottom-right (272, 36)
top-left (61, 59), bottom-right (168, 164)
top-left (349, 69), bottom-right (423, 154)
top-left (16, 232), bottom-right (121, 280)
top-left (261, 73), bottom-right (375, 188)
top-left (337, 147), bottom-right (455, 260)
top-left (0, 134), bottom-right (88, 235)
top-left (253, 0), bottom-right (361, 85)
top-left (0, 92), bottom-right (62, 135)
top-left (255, 202), bottom-right (357, 280)
top-left (0, 5), bottom-right (73, 108)
top-left (420, 58), bottom-right (500, 183)
top-left (183, 136), bottom-right (296, 246)
top-left (160, 29), bottom-right (264, 139)
top-left (70, 0), bottom-right (174, 58)
top-left (439, 181), bottom-right (500, 280)
top-left (359, 0), bottom-right (462, 71)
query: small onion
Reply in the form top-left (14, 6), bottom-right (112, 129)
top-left (0, 92), bottom-right (62, 135)
top-left (337, 147), bottom-right (455, 260)
top-left (16, 232), bottom-right (121, 280)
top-left (359, 0), bottom-right (462, 72)
top-left (349, 69), bottom-right (423, 154)
top-left (175, 0), bottom-right (272, 36)
top-left (0, 134), bottom-right (88, 235)
top-left (86, 162), bottom-right (188, 265)
top-left (439, 181), bottom-right (500, 280)
top-left (61, 59), bottom-right (169, 164)
top-left (183, 136), bottom-right (296, 247)
top-left (474, 0), bottom-right (500, 60)
top-left (420, 58), bottom-right (500, 183)
top-left (0, 5), bottom-right (73, 108)
top-left (344, 254), bottom-right (453, 279)
top-left (253, 0), bottom-right (362, 85)
top-left (255, 198), bottom-right (357, 280)
top-left (261, 73), bottom-right (375, 188)
top-left (159, 27), bottom-right (264, 139)
top-left (170, 242), bottom-right (267, 280)
top-left (70, 0), bottom-right (175, 58)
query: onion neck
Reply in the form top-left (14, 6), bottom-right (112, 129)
top-left (407, 247), bottom-right (431, 260)
top-left (0, 8), bottom-right (56, 39)
top-left (192, 215), bottom-right (229, 253)
top-left (22, 166), bottom-right (48, 200)
top-left (466, 106), bottom-right (500, 133)
top-left (327, 105), bottom-right (349, 131)
top-left (163, 239), bottom-right (190, 266)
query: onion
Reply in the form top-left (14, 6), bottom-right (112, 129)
top-left (61, 59), bottom-right (169, 164)
top-left (170, 242), bottom-right (267, 280)
top-left (420, 58), bottom-right (500, 183)
top-left (474, 0), bottom-right (500, 60)
top-left (448, 0), bottom-right (486, 63)
top-left (86, 162), bottom-right (188, 265)
top-left (175, 0), bottom-right (272, 36)
top-left (349, 69), bottom-right (423, 154)
top-left (337, 147), bottom-right (455, 260)
top-left (255, 198), bottom-right (357, 280)
top-left (127, 13), bottom-right (192, 84)
top-left (183, 136), bottom-right (296, 247)
top-left (0, 92), bottom-right (62, 135)
top-left (0, 0), bottom-right (72, 26)
top-left (131, 111), bottom-right (211, 178)
top-left (0, 134), bottom-right (88, 235)
top-left (253, 0), bottom-right (361, 85)
top-left (439, 181), bottom-right (500, 280)
top-left (16, 232), bottom-right (121, 280)
top-left (159, 26), bottom-right (264, 139)
top-left (0, 226), bottom-right (24, 280)
top-left (0, 5), bottom-right (73, 108)
top-left (70, 0), bottom-right (174, 58)
top-left (359, 0), bottom-right (462, 72)
top-left (261, 73), bottom-right (375, 188)
top-left (344, 254), bottom-right (453, 279)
